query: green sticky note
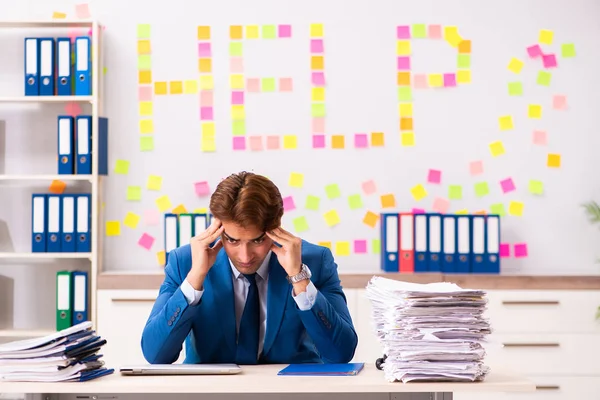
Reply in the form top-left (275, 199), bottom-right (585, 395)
top-left (412, 24), bottom-right (427, 38)
top-left (261, 78), bottom-right (276, 92)
top-left (457, 54), bottom-right (470, 68)
top-left (127, 186), bottom-right (142, 201)
top-left (293, 216), bottom-right (309, 233)
top-left (537, 71), bottom-right (551, 86)
top-left (114, 159), bottom-right (130, 175)
top-left (232, 121), bottom-right (246, 136)
top-left (311, 103), bottom-right (326, 117)
top-left (371, 239), bottom-right (381, 254)
top-left (448, 185), bottom-right (463, 200)
top-left (508, 81), bottom-right (523, 96)
top-left (325, 184), bottom-right (341, 199)
top-left (348, 194), bottom-right (363, 210)
top-left (474, 182), bottom-right (490, 197)
top-left (262, 25), bottom-right (276, 39)
top-left (398, 87), bottom-right (412, 101)
top-left (305, 195), bottom-right (320, 211)
top-left (229, 42), bottom-right (243, 56)
top-left (490, 203), bottom-right (506, 216)
top-left (137, 24), bottom-right (151, 39)
top-left (529, 180), bottom-right (544, 195)
top-left (140, 136), bottom-right (154, 151)
top-left (138, 55), bottom-right (151, 70)
top-left (561, 43), bottom-right (576, 58)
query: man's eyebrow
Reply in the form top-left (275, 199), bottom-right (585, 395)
top-left (251, 233), bottom-right (266, 241)
top-left (223, 231), bottom-right (238, 241)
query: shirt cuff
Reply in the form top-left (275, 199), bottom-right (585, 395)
top-left (292, 281), bottom-right (318, 311)
top-left (181, 279), bottom-right (204, 306)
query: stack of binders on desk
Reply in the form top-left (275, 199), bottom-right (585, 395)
top-left (0, 321), bottom-right (113, 382)
top-left (366, 276), bottom-right (491, 383)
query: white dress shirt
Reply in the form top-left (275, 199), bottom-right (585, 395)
top-left (180, 251), bottom-right (318, 357)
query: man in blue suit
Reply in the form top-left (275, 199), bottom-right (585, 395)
top-left (141, 171), bottom-right (358, 365)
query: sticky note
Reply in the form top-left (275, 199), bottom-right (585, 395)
top-left (380, 194), bottom-right (396, 208)
top-left (427, 169), bottom-right (442, 184)
top-left (532, 130), bottom-right (547, 145)
top-left (249, 136), bottom-right (263, 151)
top-left (371, 239), bottom-right (381, 254)
top-left (52, 12), bottom-right (67, 19)
top-left (138, 55), bottom-right (151, 70)
top-left (279, 78), bottom-right (293, 92)
top-left (138, 233), bottom-right (155, 251)
top-left (498, 115), bottom-right (514, 131)
top-left (508, 82), bottom-right (523, 96)
top-left (156, 250), bottom-right (166, 266)
top-left (397, 25), bottom-right (410, 39)
top-left (509, 201), bottom-right (524, 216)
top-left (198, 42), bottom-right (211, 57)
top-left (513, 243), bottom-right (528, 258)
top-left (455, 209), bottom-right (468, 215)
top-left (397, 72), bottom-right (411, 86)
top-left (325, 184), bottom-right (341, 199)
top-left (198, 58), bottom-right (212, 73)
top-left (144, 209), bottom-right (160, 226)
top-left (362, 180), bottom-right (377, 195)
top-left (262, 25), bottom-right (276, 39)
top-left (232, 121), bottom-right (245, 136)
top-left (318, 242), bottom-right (332, 249)
top-left (401, 132), bottom-right (415, 146)
top-left (248, 78), bottom-right (261, 92)
top-left (428, 24), bottom-right (442, 39)
top-left (489, 141), bottom-right (505, 157)
top-left (547, 153), bottom-right (561, 168)
top-left (353, 240), bottom-right (367, 254)
top-left (127, 186), bottom-right (142, 201)
top-left (47, 179), bottom-right (66, 194)
top-left (312, 135), bottom-right (325, 149)
top-left (312, 119), bottom-right (325, 134)
top-left (528, 104), bottom-right (542, 119)
top-left (396, 40), bottom-right (411, 55)
top-left (543, 54), bottom-right (557, 68)
top-left (289, 172), bottom-right (304, 188)
top-left (456, 70), bottom-right (471, 84)
top-left (399, 103), bottom-right (413, 117)
top-left (193, 208), bottom-right (208, 214)
top-left (202, 139), bottom-right (216, 152)
top-left (537, 71), bottom-right (551, 86)
top-left (323, 210), bottom-right (341, 227)
top-left (140, 119), bottom-right (154, 134)
top-left (500, 178), bottom-right (516, 193)
top-left (155, 195), bottom-right (172, 212)
top-left (232, 136), bottom-right (246, 150)
top-left (529, 180), bottom-right (544, 195)
top-left (293, 216), bottom-right (309, 233)
top-left (139, 101), bottom-right (153, 116)
top-left (282, 196), bottom-right (296, 212)
top-left (363, 211), bottom-right (379, 228)
top-left (305, 195), bottom-right (320, 210)
top-left (400, 117), bottom-right (413, 130)
top-left (140, 136), bottom-right (154, 152)
top-left (444, 26), bottom-right (462, 47)
top-left (138, 86), bottom-right (152, 101)
top-left (245, 25), bottom-right (259, 39)
top-left (283, 135), bottom-right (297, 149)
top-left (553, 95), bottom-right (567, 110)
top-left (194, 181), bottom-right (210, 196)
top-left (508, 58), bottom-right (524, 74)
top-left (154, 81), bottom-right (167, 95)
top-left (138, 70), bottom-right (152, 84)
top-left (197, 26), bottom-right (211, 40)
top-left (490, 203), bottom-right (506, 216)
top-left (331, 135), bottom-right (345, 149)
top-left (115, 160), bottom-right (130, 175)
top-left (173, 205), bottom-right (188, 215)
top-left (561, 43), bottom-right (576, 58)
top-left (368, 132), bottom-right (383, 147)
top-left (311, 103), bottom-right (326, 117)
top-left (412, 24), bottom-right (427, 38)
top-left (411, 184), bottom-right (427, 201)
top-left (311, 55), bottom-right (324, 70)
top-left (310, 23), bottom-right (323, 37)
top-left (335, 241), bottom-right (350, 256)
top-left (354, 134), bottom-right (368, 148)
top-left (444, 73), bottom-right (456, 87)
top-left (137, 40), bottom-right (151, 55)
top-left (397, 56), bottom-right (411, 70)
top-left (458, 40), bottom-right (471, 53)
top-left (428, 74), bottom-right (443, 87)
top-left (469, 160), bottom-right (483, 176)
top-left (311, 39), bottom-right (324, 53)
top-left (457, 54), bottom-right (470, 68)
top-left (200, 75), bottom-right (214, 89)
top-left (230, 74), bottom-right (244, 89)
top-left (262, 77), bottom-right (276, 92)
top-left (474, 182), bottom-right (490, 197)
top-left (398, 87), bottom-right (412, 101)
top-left (124, 212), bottom-right (141, 229)
top-left (499, 243), bottom-right (510, 257)
top-left (279, 24), bottom-right (292, 38)
top-left (527, 44), bottom-right (542, 58)
top-left (448, 185), bottom-right (462, 200)
top-left (147, 175), bottom-right (162, 191)
top-left (312, 72), bottom-right (325, 86)
top-left (106, 221), bottom-right (121, 236)
top-left (539, 29), bottom-right (553, 45)
top-left (432, 197), bottom-right (450, 213)
top-left (348, 194), bottom-right (364, 210)
top-left (266, 136), bottom-right (280, 150)
top-left (230, 25), bottom-right (243, 39)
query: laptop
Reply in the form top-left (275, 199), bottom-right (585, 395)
top-left (119, 363), bottom-right (242, 375)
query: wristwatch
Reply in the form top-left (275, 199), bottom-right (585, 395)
top-left (286, 263), bottom-right (312, 284)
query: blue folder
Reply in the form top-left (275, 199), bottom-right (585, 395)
top-left (277, 363), bottom-right (364, 376)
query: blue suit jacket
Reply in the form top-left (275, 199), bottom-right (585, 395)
top-left (141, 240), bottom-right (358, 364)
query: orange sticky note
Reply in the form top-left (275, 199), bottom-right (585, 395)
top-left (400, 117), bottom-right (413, 131)
top-left (154, 81), bottom-right (167, 95)
top-left (49, 180), bottom-right (67, 194)
top-left (198, 58), bottom-right (212, 73)
top-left (311, 56), bottom-right (324, 70)
top-left (547, 153), bottom-right (561, 168)
top-left (172, 204), bottom-right (187, 214)
top-left (380, 194), bottom-right (396, 208)
top-left (363, 211), bottom-right (379, 228)
top-left (318, 241), bottom-right (332, 249)
top-left (371, 132), bottom-right (384, 146)
top-left (230, 25), bottom-right (243, 39)
top-left (331, 135), bottom-right (345, 149)
top-left (156, 250), bottom-right (166, 266)
top-left (138, 70), bottom-right (152, 85)
top-left (169, 81), bottom-right (183, 94)
top-left (397, 72), bottom-right (411, 86)
top-left (197, 26), bottom-right (211, 40)
top-left (137, 40), bottom-right (151, 55)
top-left (458, 40), bottom-right (471, 53)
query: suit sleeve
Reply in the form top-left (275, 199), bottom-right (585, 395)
top-left (140, 250), bottom-right (202, 364)
top-left (297, 248), bottom-right (359, 363)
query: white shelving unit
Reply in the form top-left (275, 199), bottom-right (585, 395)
top-left (0, 20), bottom-right (104, 338)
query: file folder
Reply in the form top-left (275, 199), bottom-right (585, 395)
top-left (194, 213), bottom-right (208, 236)
top-left (71, 271), bottom-right (88, 325)
top-left (56, 271), bottom-right (73, 331)
top-left (413, 214), bottom-right (428, 272)
top-left (61, 194), bottom-right (76, 252)
top-left (57, 116), bottom-right (74, 175)
top-left (56, 37), bottom-right (72, 95)
top-left (485, 215), bottom-right (501, 274)
top-left (31, 194), bottom-right (47, 252)
top-left (427, 213), bottom-right (442, 272)
top-left (471, 215), bottom-right (486, 273)
top-left (456, 215), bottom-right (471, 273)
top-left (178, 214), bottom-right (193, 246)
top-left (278, 363), bottom-right (364, 376)
top-left (98, 117), bottom-right (109, 175)
top-left (442, 215), bottom-right (457, 273)
top-left (380, 213), bottom-right (399, 272)
top-left (164, 213), bottom-right (179, 263)
top-left (76, 116), bottom-right (92, 175)
top-left (75, 37), bottom-right (91, 95)
top-left (75, 194), bottom-right (91, 252)
top-left (24, 38), bottom-right (39, 96)
top-left (39, 38), bottom-right (55, 96)
top-left (399, 212), bottom-right (414, 273)
top-left (47, 194), bottom-right (62, 252)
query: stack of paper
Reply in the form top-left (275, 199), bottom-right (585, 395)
top-left (365, 277), bottom-right (491, 383)
top-left (0, 321), bottom-right (114, 382)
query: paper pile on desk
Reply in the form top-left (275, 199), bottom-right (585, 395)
top-left (0, 321), bottom-right (114, 382)
top-left (366, 277), bottom-right (491, 383)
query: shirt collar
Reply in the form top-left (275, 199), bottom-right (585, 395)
top-left (229, 250), bottom-right (272, 281)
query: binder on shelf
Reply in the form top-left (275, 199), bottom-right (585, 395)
top-left (75, 194), bottom-right (91, 252)
top-left (485, 215), bottom-right (501, 274)
top-left (442, 215), bottom-right (457, 273)
top-left (24, 38), bottom-right (39, 96)
top-left (47, 194), bottom-right (62, 253)
top-left (61, 194), bottom-right (76, 253)
top-left (427, 213), bottom-right (442, 272)
top-left (471, 214), bottom-right (486, 273)
top-left (76, 116), bottom-right (92, 175)
top-left (194, 213), bottom-right (208, 236)
top-left (456, 215), bottom-right (471, 273)
top-left (56, 37), bottom-right (72, 96)
top-left (399, 212), bottom-right (414, 273)
top-left (75, 36), bottom-right (91, 95)
top-left (98, 117), bottom-right (109, 175)
top-left (57, 116), bottom-right (74, 175)
top-left (164, 213), bottom-right (179, 263)
top-left (71, 271), bottom-right (89, 325)
top-left (380, 213), bottom-right (399, 272)
top-left (39, 38), bottom-right (55, 96)
top-left (178, 214), bottom-right (194, 246)
top-left (56, 271), bottom-right (72, 331)
top-left (31, 194), bottom-right (47, 252)
top-left (413, 213), bottom-right (428, 273)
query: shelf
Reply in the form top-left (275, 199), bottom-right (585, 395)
top-left (0, 21), bottom-right (94, 29)
top-left (0, 329), bottom-right (55, 338)
top-left (0, 96), bottom-right (93, 103)
top-left (0, 252), bottom-right (92, 260)
top-left (0, 174), bottom-right (92, 182)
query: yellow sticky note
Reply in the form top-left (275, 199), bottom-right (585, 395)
top-left (200, 75), bottom-right (214, 90)
top-left (198, 58), bottom-right (212, 73)
top-left (363, 211), bottom-right (379, 228)
top-left (396, 40), bottom-right (411, 55)
top-left (170, 81), bottom-right (183, 94)
top-left (411, 184), bottom-right (428, 201)
top-left (172, 204), bottom-right (187, 214)
top-left (428, 74), bottom-right (443, 87)
top-left (114, 159), bottom-right (130, 175)
top-left (140, 119), bottom-right (154, 134)
top-left (455, 209), bottom-right (469, 215)
top-left (293, 216), bottom-right (309, 233)
top-left (289, 172), bottom-right (304, 188)
top-left (318, 241), bottom-right (332, 249)
top-left (539, 29), bottom-right (553, 45)
top-left (193, 207), bottom-right (208, 214)
top-left (202, 122), bottom-right (215, 137)
top-left (231, 105), bottom-right (245, 120)
top-left (312, 87), bottom-right (325, 101)
top-left (489, 141), bottom-right (505, 157)
top-left (528, 104), bottom-right (542, 119)
top-left (137, 40), bottom-right (151, 54)
top-left (334, 241), bottom-right (350, 256)
top-left (508, 201), bottom-right (524, 216)
top-left (139, 101), bottom-right (153, 116)
top-left (371, 132), bottom-right (384, 146)
top-left (246, 25), bottom-right (259, 39)
top-left (106, 221), bottom-right (121, 236)
top-left (201, 139), bottom-right (216, 152)
top-left (230, 74), bottom-right (244, 89)
top-left (398, 103), bottom-right (413, 117)
top-left (508, 58), bottom-right (524, 74)
top-left (140, 136), bottom-right (154, 152)
top-left (154, 82), bottom-right (167, 95)
top-left (401, 132), bottom-right (415, 146)
top-left (380, 194), bottom-right (396, 208)
top-left (138, 70), bottom-right (152, 85)
top-left (197, 26), bottom-right (211, 40)
top-left (147, 175), bottom-right (162, 191)
top-left (126, 186), bottom-right (142, 201)
top-left (156, 250), bottom-right (166, 266)
top-left (124, 212), bottom-right (141, 229)
top-left (310, 23), bottom-right (323, 37)
top-left (52, 12), bottom-right (67, 19)
top-left (498, 115), bottom-right (513, 130)
top-left (443, 26), bottom-right (462, 47)
top-left (547, 153), bottom-right (561, 168)
top-left (323, 210), bottom-right (341, 227)
top-left (332, 135), bottom-right (345, 149)
top-left (156, 195), bottom-right (172, 212)
top-left (184, 80), bottom-right (198, 94)
top-left (283, 135), bottom-right (297, 149)
top-left (457, 70), bottom-right (471, 84)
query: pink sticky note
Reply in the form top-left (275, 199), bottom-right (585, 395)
top-left (514, 243), bottom-right (528, 258)
top-left (413, 74), bottom-right (428, 89)
top-left (312, 134), bottom-right (326, 149)
top-left (362, 180), bottom-right (377, 195)
top-left (200, 107), bottom-right (213, 120)
top-left (247, 78), bottom-right (260, 92)
top-left (311, 39), bottom-right (324, 53)
top-left (144, 209), bottom-right (160, 226)
top-left (412, 208), bottom-right (426, 214)
top-left (499, 243), bottom-right (510, 257)
top-left (266, 135), bottom-right (280, 150)
top-left (500, 178), bottom-right (516, 193)
top-left (283, 195), bottom-right (296, 212)
top-left (138, 233), bottom-right (155, 251)
top-left (397, 56), bottom-right (411, 70)
top-left (427, 169), bottom-right (442, 184)
top-left (312, 118), bottom-right (325, 133)
top-left (354, 239), bottom-right (368, 254)
top-left (231, 91), bottom-right (244, 105)
top-left (75, 3), bottom-right (91, 19)
top-left (64, 102), bottom-right (82, 117)
top-left (543, 54), bottom-right (557, 68)
top-left (279, 77), bottom-right (293, 92)
top-left (428, 24), bottom-right (442, 39)
top-left (249, 136), bottom-right (263, 151)
top-left (67, 29), bottom-right (79, 43)
top-left (198, 43), bottom-right (212, 57)
top-left (527, 44), bottom-right (542, 58)
top-left (278, 24), bottom-right (292, 38)
top-left (200, 91), bottom-right (213, 107)
top-left (397, 25), bottom-right (411, 39)
top-left (138, 86), bottom-right (152, 101)
top-left (469, 160), bottom-right (484, 176)
top-left (194, 181), bottom-right (210, 196)
top-left (532, 130), bottom-right (547, 146)
top-left (230, 57), bottom-right (244, 73)
top-left (233, 136), bottom-right (246, 150)
top-left (354, 133), bottom-right (368, 148)
top-left (311, 72), bottom-right (325, 86)
top-left (553, 94), bottom-right (567, 110)
top-left (443, 73), bottom-right (456, 87)
top-left (432, 197), bottom-right (450, 214)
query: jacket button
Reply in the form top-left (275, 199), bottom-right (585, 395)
top-left (167, 320), bottom-right (173, 326)
top-left (176, 307), bottom-right (181, 313)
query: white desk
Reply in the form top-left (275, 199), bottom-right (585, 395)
top-left (0, 364), bottom-right (535, 400)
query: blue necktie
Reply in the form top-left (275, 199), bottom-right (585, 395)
top-left (235, 273), bottom-right (260, 364)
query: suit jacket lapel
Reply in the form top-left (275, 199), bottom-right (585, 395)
top-left (262, 254), bottom-right (290, 357)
